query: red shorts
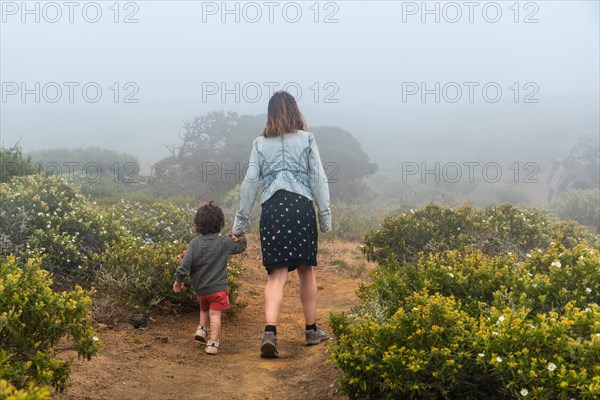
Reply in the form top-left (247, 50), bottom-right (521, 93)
top-left (196, 290), bottom-right (230, 311)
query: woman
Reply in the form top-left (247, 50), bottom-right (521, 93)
top-left (232, 91), bottom-right (332, 358)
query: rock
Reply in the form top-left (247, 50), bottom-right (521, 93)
top-left (128, 314), bottom-right (149, 329)
top-left (155, 336), bottom-right (169, 343)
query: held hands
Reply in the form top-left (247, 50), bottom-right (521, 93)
top-left (227, 232), bottom-right (244, 242)
top-left (172, 282), bottom-right (184, 293)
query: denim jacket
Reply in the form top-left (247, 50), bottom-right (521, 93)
top-left (232, 130), bottom-right (331, 235)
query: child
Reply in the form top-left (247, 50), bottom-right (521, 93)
top-left (173, 201), bottom-right (246, 355)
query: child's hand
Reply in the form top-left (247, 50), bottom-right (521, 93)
top-left (228, 233), bottom-right (243, 242)
top-left (172, 282), bottom-right (184, 293)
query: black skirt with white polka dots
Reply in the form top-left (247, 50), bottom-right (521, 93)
top-left (260, 189), bottom-right (318, 273)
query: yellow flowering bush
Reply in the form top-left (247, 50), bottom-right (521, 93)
top-left (0, 379), bottom-right (50, 400)
top-left (333, 209), bottom-right (600, 398)
top-left (478, 304), bottom-right (600, 399)
top-left (0, 256), bottom-right (99, 393)
top-left (331, 291), bottom-right (495, 399)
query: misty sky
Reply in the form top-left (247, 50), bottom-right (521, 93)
top-left (1, 1), bottom-right (599, 174)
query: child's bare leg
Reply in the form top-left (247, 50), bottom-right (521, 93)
top-left (208, 309), bottom-right (222, 342)
top-left (200, 309), bottom-right (209, 330)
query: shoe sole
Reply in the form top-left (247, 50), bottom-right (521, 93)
top-left (195, 334), bottom-right (207, 343)
top-left (306, 336), bottom-right (328, 346)
top-left (260, 341), bottom-right (279, 358)
top-left (205, 348), bottom-right (218, 355)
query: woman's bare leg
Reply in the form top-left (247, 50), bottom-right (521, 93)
top-left (264, 267), bottom-right (288, 327)
top-left (297, 266), bottom-right (317, 325)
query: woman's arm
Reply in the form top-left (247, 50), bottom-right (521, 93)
top-left (232, 140), bottom-right (261, 235)
top-left (307, 133), bottom-right (332, 232)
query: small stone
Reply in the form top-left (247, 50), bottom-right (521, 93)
top-left (128, 314), bottom-right (149, 329)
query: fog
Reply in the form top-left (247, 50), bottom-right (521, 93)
top-left (1, 1), bottom-right (599, 194)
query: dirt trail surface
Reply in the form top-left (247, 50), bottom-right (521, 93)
top-left (55, 239), bottom-right (373, 400)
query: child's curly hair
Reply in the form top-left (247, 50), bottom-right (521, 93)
top-left (194, 201), bottom-right (225, 235)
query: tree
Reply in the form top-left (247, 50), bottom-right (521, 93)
top-left (547, 134), bottom-right (600, 201)
top-left (152, 111), bottom-right (377, 203)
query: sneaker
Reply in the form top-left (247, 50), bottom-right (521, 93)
top-left (205, 340), bottom-right (219, 355)
top-left (305, 328), bottom-right (328, 346)
top-left (260, 332), bottom-right (279, 358)
top-left (194, 326), bottom-right (208, 343)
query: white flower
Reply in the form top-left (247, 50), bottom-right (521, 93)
top-left (449, 273), bottom-right (455, 278)
top-left (526, 253), bottom-right (532, 258)
top-left (520, 388), bottom-right (529, 396)
top-left (498, 316), bottom-right (505, 322)
top-left (547, 362), bottom-right (556, 372)
top-left (586, 287), bottom-right (592, 293)
top-left (478, 353), bottom-right (485, 357)
top-left (92, 336), bottom-right (99, 341)
top-left (492, 331), bottom-right (500, 336)
top-left (496, 356), bottom-right (503, 363)
top-left (551, 261), bottom-right (561, 268)
top-left (585, 307), bottom-right (591, 312)
top-left (595, 333), bottom-right (600, 337)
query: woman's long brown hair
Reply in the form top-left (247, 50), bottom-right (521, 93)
top-left (263, 91), bottom-right (308, 137)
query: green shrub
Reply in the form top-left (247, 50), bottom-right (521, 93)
top-left (325, 203), bottom-right (382, 242)
top-left (93, 237), bottom-right (196, 311)
top-left (103, 200), bottom-right (196, 245)
top-left (362, 203), bottom-right (597, 264)
top-left (93, 236), bottom-right (245, 313)
top-left (75, 173), bottom-right (134, 202)
top-left (0, 144), bottom-right (37, 184)
top-left (0, 256), bottom-right (99, 392)
top-left (0, 175), bottom-right (115, 287)
top-left (552, 189), bottom-right (600, 232)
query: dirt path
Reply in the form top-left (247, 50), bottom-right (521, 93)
top-left (55, 239), bottom-right (372, 400)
